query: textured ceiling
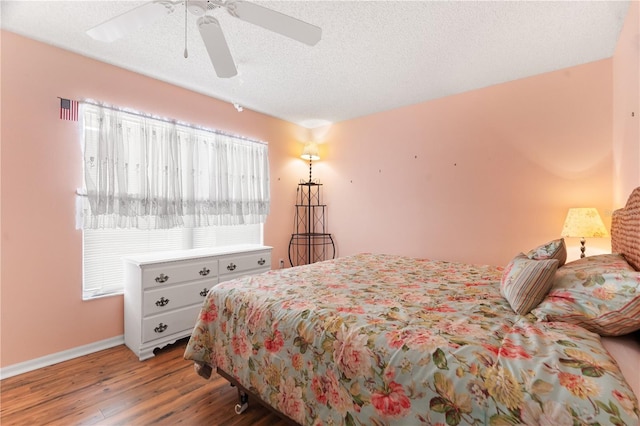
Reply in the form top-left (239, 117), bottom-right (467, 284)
top-left (0, 0), bottom-right (631, 127)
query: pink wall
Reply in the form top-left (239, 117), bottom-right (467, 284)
top-left (613, 0), bottom-right (640, 207)
top-left (321, 60), bottom-right (614, 266)
top-left (0, 31), bottom-right (301, 367)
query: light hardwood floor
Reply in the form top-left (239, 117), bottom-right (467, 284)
top-left (1, 339), bottom-right (289, 425)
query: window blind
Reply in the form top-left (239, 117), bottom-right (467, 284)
top-left (82, 225), bottom-right (262, 299)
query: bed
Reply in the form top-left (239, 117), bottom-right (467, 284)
top-left (184, 188), bottom-right (640, 425)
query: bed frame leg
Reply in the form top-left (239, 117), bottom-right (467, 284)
top-left (234, 389), bottom-right (249, 414)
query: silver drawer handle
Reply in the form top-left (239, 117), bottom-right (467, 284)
top-left (199, 288), bottom-right (208, 297)
top-left (199, 267), bottom-right (210, 276)
top-left (226, 263), bottom-right (237, 271)
top-left (155, 273), bottom-right (169, 283)
top-left (257, 258), bottom-right (266, 266)
top-left (155, 297), bottom-right (169, 307)
top-left (154, 323), bottom-right (168, 333)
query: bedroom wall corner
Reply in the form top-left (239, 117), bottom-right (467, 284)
top-left (0, 31), bottom-right (299, 368)
top-left (613, 0), bottom-right (640, 208)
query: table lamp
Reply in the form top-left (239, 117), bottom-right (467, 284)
top-left (561, 207), bottom-right (608, 258)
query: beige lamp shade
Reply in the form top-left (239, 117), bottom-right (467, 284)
top-left (561, 208), bottom-right (608, 258)
top-left (301, 142), bottom-right (320, 161)
top-left (560, 208), bottom-right (608, 238)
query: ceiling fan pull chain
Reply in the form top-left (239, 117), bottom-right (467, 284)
top-left (184, 0), bottom-right (189, 58)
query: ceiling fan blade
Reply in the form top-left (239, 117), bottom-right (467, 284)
top-left (198, 16), bottom-right (238, 78)
top-left (86, 1), bottom-right (176, 42)
top-left (227, 1), bottom-right (322, 46)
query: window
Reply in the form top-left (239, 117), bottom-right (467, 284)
top-left (82, 225), bottom-right (262, 299)
top-left (78, 102), bottom-right (269, 299)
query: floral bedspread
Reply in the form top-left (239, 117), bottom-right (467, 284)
top-left (184, 253), bottom-right (639, 425)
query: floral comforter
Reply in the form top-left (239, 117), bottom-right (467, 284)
top-left (184, 254), bottom-right (639, 425)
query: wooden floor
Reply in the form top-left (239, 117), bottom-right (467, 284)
top-left (1, 339), bottom-right (289, 425)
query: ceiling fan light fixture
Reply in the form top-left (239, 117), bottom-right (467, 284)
top-left (186, 0), bottom-right (208, 17)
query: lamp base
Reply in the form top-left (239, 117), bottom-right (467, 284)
top-left (580, 237), bottom-right (586, 258)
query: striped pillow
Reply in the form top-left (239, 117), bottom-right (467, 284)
top-left (501, 253), bottom-right (559, 315)
top-left (531, 254), bottom-right (640, 336)
top-left (526, 238), bottom-right (567, 267)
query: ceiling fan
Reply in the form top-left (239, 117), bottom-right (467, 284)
top-left (86, 0), bottom-right (322, 78)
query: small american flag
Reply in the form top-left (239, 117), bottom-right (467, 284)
top-left (59, 98), bottom-right (79, 121)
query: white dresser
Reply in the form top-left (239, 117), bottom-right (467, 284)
top-left (122, 244), bottom-right (272, 360)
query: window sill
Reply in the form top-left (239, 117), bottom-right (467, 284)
top-left (83, 290), bottom-right (124, 301)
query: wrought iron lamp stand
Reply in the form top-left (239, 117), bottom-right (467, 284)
top-left (288, 159), bottom-right (335, 266)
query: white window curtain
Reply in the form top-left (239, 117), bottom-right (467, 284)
top-left (79, 102), bottom-right (270, 229)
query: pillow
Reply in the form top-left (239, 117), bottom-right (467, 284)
top-left (526, 238), bottom-right (567, 267)
top-left (500, 253), bottom-right (559, 315)
top-left (531, 254), bottom-right (640, 336)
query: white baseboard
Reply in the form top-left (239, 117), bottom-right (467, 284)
top-left (0, 335), bottom-right (124, 380)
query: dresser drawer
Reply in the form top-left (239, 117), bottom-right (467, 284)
top-left (141, 258), bottom-right (218, 289)
top-left (142, 305), bottom-right (201, 343)
top-left (143, 280), bottom-right (215, 316)
top-left (219, 251), bottom-right (271, 277)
